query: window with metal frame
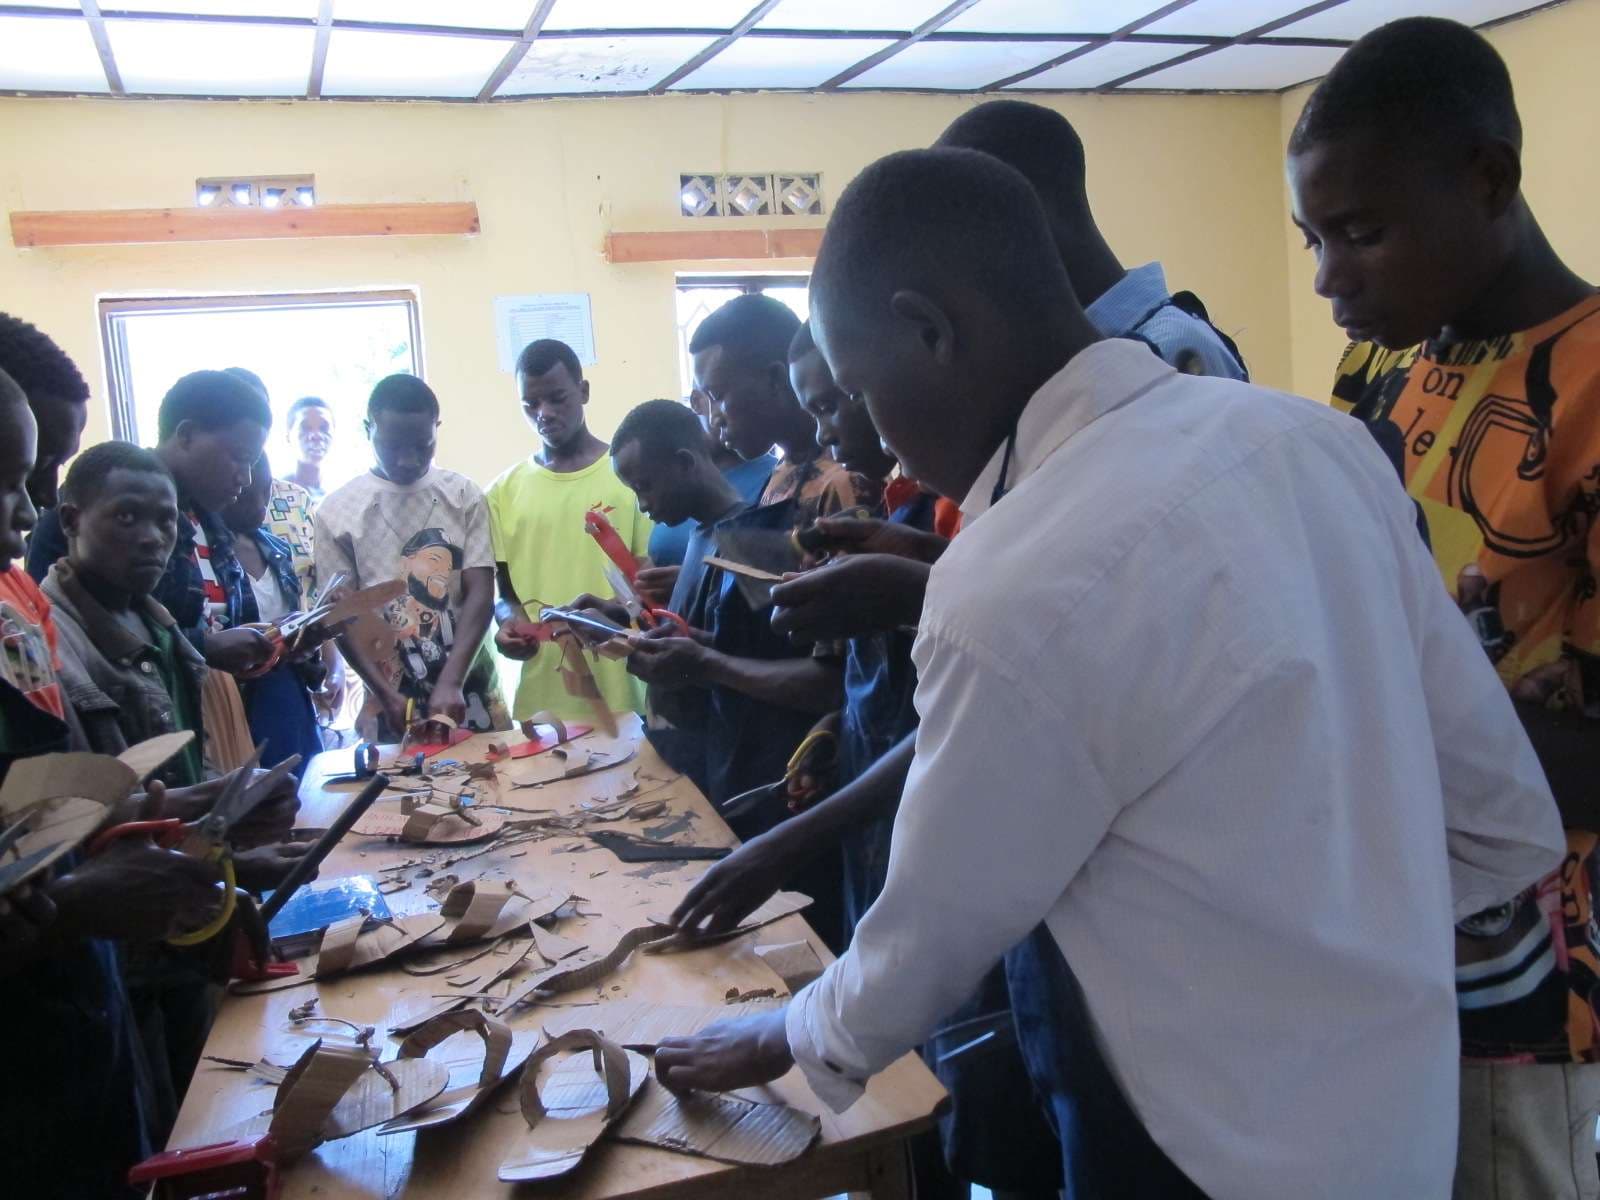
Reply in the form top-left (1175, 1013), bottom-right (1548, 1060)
top-left (99, 289), bottom-right (423, 491)
top-left (675, 273), bottom-right (809, 396)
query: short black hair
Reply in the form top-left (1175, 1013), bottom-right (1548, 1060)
top-left (61, 440), bottom-right (173, 509)
top-left (0, 312), bottom-right (90, 408)
top-left (688, 294), bottom-right (801, 369)
top-left (813, 147), bottom-right (1073, 336)
top-left (936, 100), bottom-right (1089, 216)
top-left (287, 395), bottom-right (331, 423)
top-left (368, 373), bottom-right (439, 421)
top-left (516, 339), bottom-right (582, 382)
top-left (156, 370), bottom-right (274, 442)
top-left (223, 366), bottom-right (269, 400)
top-left (1290, 18), bottom-right (1521, 159)
top-left (788, 320), bottom-right (817, 361)
top-left (611, 398), bottom-right (712, 464)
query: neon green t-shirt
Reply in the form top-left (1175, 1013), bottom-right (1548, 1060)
top-left (486, 454), bottom-right (653, 720)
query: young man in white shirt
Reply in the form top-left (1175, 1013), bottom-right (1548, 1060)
top-left (655, 147), bottom-right (1566, 1198)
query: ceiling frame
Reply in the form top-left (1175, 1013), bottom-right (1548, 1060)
top-left (818, 0), bottom-right (982, 89)
top-left (1097, 0), bottom-right (1349, 90)
top-left (0, 1), bottom-right (1564, 101)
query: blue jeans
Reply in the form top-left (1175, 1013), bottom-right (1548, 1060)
top-left (1006, 925), bottom-right (1208, 1200)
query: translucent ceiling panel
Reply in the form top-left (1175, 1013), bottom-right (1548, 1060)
top-left (108, 19), bottom-right (314, 94)
top-left (1127, 42), bottom-right (1344, 89)
top-left (0, 15), bottom-right (110, 93)
top-left (1278, 0), bottom-right (1535, 39)
top-left (844, 38), bottom-right (1089, 88)
top-left (671, 34), bottom-right (895, 88)
top-left (1139, 0), bottom-right (1303, 37)
top-left (755, 0), bottom-right (947, 32)
top-left (322, 27), bottom-right (509, 96)
top-left (944, 0), bottom-right (1163, 34)
top-left (1004, 37), bottom-right (1201, 88)
top-left (332, 0), bottom-right (536, 31)
top-left (543, 0), bottom-right (761, 31)
top-left (497, 34), bottom-right (715, 94)
top-left (111, 0), bottom-right (318, 16)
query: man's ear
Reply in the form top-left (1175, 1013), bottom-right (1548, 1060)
top-left (58, 501), bottom-right (81, 540)
top-left (889, 290), bottom-right (955, 366)
top-left (1474, 137), bottom-right (1523, 221)
top-left (580, 379), bottom-right (591, 405)
top-left (363, 416), bottom-right (375, 439)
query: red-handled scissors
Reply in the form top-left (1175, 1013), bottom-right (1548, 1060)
top-left (585, 506), bottom-right (692, 636)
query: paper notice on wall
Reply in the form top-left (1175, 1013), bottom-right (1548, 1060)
top-left (495, 293), bottom-right (596, 372)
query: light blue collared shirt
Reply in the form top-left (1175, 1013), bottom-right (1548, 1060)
top-left (1085, 261), bottom-right (1247, 381)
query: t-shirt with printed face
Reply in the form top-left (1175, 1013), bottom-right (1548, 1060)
top-left (314, 467), bottom-right (508, 737)
top-left (1333, 291), bottom-right (1600, 1063)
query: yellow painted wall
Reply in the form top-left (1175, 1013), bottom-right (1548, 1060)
top-left (1278, 0), bottom-right (1600, 400)
top-left (0, 88), bottom-right (1290, 480)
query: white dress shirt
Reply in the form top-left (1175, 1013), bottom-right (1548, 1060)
top-left (785, 339), bottom-right (1564, 1200)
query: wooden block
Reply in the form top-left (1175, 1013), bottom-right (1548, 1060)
top-left (10, 202), bottom-right (481, 248)
top-left (603, 227), bottom-right (824, 264)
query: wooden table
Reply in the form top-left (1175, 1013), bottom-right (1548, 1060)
top-left (170, 716), bottom-right (944, 1199)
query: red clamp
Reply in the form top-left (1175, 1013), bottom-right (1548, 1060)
top-left (128, 1135), bottom-right (283, 1199)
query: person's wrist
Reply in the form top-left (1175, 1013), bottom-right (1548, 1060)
top-left (755, 1009), bottom-right (795, 1076)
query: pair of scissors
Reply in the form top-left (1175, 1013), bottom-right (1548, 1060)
top-left (584, 507), bottom-right (692, 636)
top-left (87, 746), bottom-right (298, 946)
top-left (718, 726), bottom-right (840, 823)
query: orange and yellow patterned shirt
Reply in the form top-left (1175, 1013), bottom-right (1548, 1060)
top-left (1333, 292), bottom-right (1600, 1062)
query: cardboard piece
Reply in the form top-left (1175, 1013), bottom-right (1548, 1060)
top-left (378, 1010), bottom-right (541, 1135)
top-left (231, 912), bottom-right (446, 994)
top-left (351, 804), bottom-right (505, 845)
top-left (500, 923), bottom-right (675, 1011)
top-left (316, 912), bottom-right (445, 976)
top-left (645, 891), bottom-right (813, 955)
top-left (225, 1037), bottom-right (447, 1158)
top-left (0, 795), bottom-right (107, 897)
top-left (498, 1030), bottom-right (650, 1183)
top-left (754, 940), bottom-right (825, 993)
top-left (539, 998), bottom-right (784, 1049)
top-left (0, 750), bottom-right (135, 814)
top-left (612, 1079), bottom-right (820, 1166)
top-left (551, 628), bottom-right (620, 739)
top-left (115, 731), bottom-right (198, 781)
top-left (324, 1056), bottom-right (450, 1139)
top-left (416, 878), bottom-right (565, 947)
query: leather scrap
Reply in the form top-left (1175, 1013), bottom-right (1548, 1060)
top-left (612, 1078), bottom-right (820, 1165)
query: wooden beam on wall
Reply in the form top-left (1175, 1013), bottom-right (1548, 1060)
top-left (9, 202), bottom-right (481, 248)
top-left (604, 227), bottom-right (823, 264)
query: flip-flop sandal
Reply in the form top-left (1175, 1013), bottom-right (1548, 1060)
top-left (498, 1029), bottom-right (649, 1183)
top-left (227, 1037), bottom-right (450, 1158)
top-left (415, 878), bottom-right (568, 949)
top-left (228, 912), bottom-right (445, 995)
top-left (377, 1010), bottom-right (541, 1135)
top-left (351, 801), bottom-right (507, 845)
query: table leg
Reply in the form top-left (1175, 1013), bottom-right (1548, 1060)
top-left (847, 1141), bottom-right (912, 1200)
